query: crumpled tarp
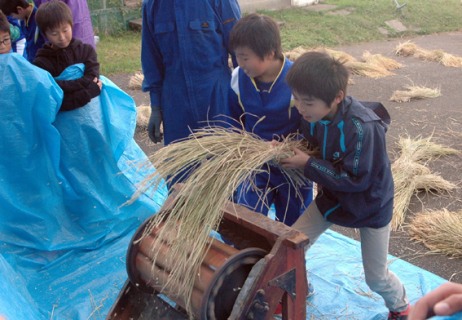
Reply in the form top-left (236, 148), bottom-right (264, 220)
top-left (0, 54), bottom-right (459, 320)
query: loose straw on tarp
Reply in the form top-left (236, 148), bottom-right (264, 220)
top-left (391, 136), bottom-right (458, 230)
top-left (130, 124), bottom-right (317, 317)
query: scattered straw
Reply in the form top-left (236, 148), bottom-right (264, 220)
top-left (324, 48), bottom-right (357, 62)
top-left (344, 60), bottom-right (395, 78)
top-left (362, 51), bottom-right (403, 70)
top-left (128, 72), bottom-right (144, 90)
top-left (131, 124), bottom-right (316, 317)
top-left (409, 209), bottom-right (462, 258)
top-left (136, 105), bottom-right (151, 131)
top-left (395, 41), bottom-right (418, 57)
top-left (416, 49), bottom-right (462, 67)
top-left (395, 41), bottom-right (462, 67)
top-left (285, 46), bottom-right (309, 61)
top-left (391, 136), bottom-right (458, 230)
top-left (390, 85), bottom-right (441, 103)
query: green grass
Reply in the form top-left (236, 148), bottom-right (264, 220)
top-left (97, 0), bottom-right (462, 75)
top-left (96, 30), bottom-right (142, 75)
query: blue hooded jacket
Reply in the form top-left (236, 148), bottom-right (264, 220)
top-left (141, 0), bottom-right (241, 145)
top-left (301, 96), bottom-right (394, 228)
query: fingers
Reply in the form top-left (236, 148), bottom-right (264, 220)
top-left (409, 283), bottom-right (462, 320)
top-left (269, 140), bottom-right (278, 148)
top-left (97, 79), bottom-right (103, 90)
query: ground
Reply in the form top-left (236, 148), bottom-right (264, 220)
top-left (108, 31), bottom-right (462, 284)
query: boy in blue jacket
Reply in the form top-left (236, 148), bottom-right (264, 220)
top-left (228, 13), bottom-right (312, 227)
top-left (0, 0), bottom-right (45, 61)
top-left (278, 51), bottom-right (410, 319)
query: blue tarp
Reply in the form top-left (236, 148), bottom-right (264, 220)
top-left (0, 54), bottom-right (459, 320)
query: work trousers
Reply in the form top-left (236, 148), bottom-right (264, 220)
top-left (292, 201), bottom-right (409, 312)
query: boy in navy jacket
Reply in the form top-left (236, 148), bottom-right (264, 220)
top-left (278, 51), bottom-right (410, 320)
top-left (0, 0), bottom-right (45, 61)
top-left (228, 13), bottom-right (312, 227)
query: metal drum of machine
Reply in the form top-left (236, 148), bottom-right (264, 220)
top-left (107, 188), bottom-right (310, 320)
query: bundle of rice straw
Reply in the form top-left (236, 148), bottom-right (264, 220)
top-left (344, 60), bottom-right (395, 78)
top-left (131, 125), bottom-right (316, 317)
top-left (390, 85), bottom-right (441, 102)
top-left (285, 46), bottom-right (309, 61)
top-left (136, 105), bottom-right (151, 130)
top-left (395, 41), bottom-right (462, 67)
top-left (395, 41), bottom-right (418, 57)
top-left (415, 48), bottom-right (462, 67)
top-left (324, 48), bottom-right (357, 62)
top-left (408, 209), bottom-right (462, 258)
top-left (391, 136), bottom-right (458, 230)
top-left (128, 72), bottom-right (144, 90)
top-left (362, 51), bottom-right (403, 70)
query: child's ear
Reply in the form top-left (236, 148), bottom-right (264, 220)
top-left (334, 91), bottom-right (345, 104)
top-left (264, 51), bottom-right (275, 61)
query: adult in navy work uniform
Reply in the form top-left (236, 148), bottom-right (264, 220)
top-left (141, 0), bottom-right (241, 145)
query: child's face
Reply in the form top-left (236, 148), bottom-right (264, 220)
top-left (45, 22), bottom-right (73, 50)
top-left (235, 46), bottom-right (274, 80)
top-left (293, 91), bottom-right (343, 123)
top-left (0, 31), bottom-right (11, 54)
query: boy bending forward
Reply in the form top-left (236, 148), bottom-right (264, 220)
top-left (279, 51), bottom-right (410, 320)
top-left (33, 1), bottom-right (101, 111)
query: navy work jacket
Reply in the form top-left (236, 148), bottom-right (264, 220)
top-left (141, 0), bottom-right (241, 144)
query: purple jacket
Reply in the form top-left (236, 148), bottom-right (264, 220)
top-left (34, 0), bottom-right (96, 49)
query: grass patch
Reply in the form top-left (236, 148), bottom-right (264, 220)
top-left (96, 30), bottom-right (142, 76)
top-left (97, 0), bottom-right (462, 75)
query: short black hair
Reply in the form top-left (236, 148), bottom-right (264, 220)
top-left (286, 51), bottom-right (349, 106)
top-left (36, 1), bottom-right (73, 34)
top-left (0, 0), bottom-right (30, 16)
top-left (0, 12), bottom-right (10, 35)
top-left (229, 13), bottom-right (283, 61)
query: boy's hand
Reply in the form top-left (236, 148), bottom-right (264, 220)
top-left (269, 140), bottom-right (279, 148)
top-left (280, 147), bottom-right (310, 170)
top-left (148, 105), bottom-right (163, 143)
top-left (93, 77), bottom-right (103, 91)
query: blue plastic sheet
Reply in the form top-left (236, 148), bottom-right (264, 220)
top-left (0, 54), bottom-right (459, 320)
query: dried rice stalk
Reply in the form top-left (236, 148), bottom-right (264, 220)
top-left (362, 51), bottom-right (403, 70)
top-left (395, 41), bottom-right (418, 57)
top-left (285, 46), bottom-right (309, 61)
top-left (344, 60), bottom-right (395, 78)
top-left (324, 48), bottom-right (357, 62)
top-left (395, 41), bottom-right (462, 67)
top-left (409, 209), bottom-right (462, 258)
top-left (390, 85), bottom-right (441, 102)
top-left (136, 105), bottom-right (151, 130)
top-left (416, 49), bottom-right (462, 67)
top-left (131, 125), bottom-right (316, 317)
top-left (128, 72), bottom-right (144, 90)
top-left (391, 136), bottom-right (458, 230)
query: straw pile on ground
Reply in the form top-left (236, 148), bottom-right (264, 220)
top-left (285, 46), bottom-right (309, 61)
top-left (390, 85), bottom-right (441, 102)
top-left (395, 41), bottom-right (419, 57)
top-left (136, 105), bottom-right (151, 130)
top-left (362, 51), bottom-right (402, 70)
top-left (395, 41), bottom-right (462, 67)
top-left (408, 209), bottom-right (462, 258)
top-left (391, 136), bottom-right (458, 230)
top-left (128, 72), bottom-right (144, 90)
top-left (132, 125), bottom-right (316, 317)
top-left (344, 60), bottom-right (395, 78)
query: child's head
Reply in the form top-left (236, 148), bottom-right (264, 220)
top-left (0, 12), bottom-right (11, 54)
top-left (0, 0), bottom-right (30, 20)
top-left (36, 1), bottom-right (73, 49)
top-left (286, 51), bottom-right (349, 122)
top-left (229, 13), bottom-right (283, 78)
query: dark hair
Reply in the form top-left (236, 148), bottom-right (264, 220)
top-left (0, 0), bottom-right (30, 16)
top-left (286, 51), bottom-right (349, 106)
top-left (36, 1), bottom-right (73, 34)
top-left (0, 12), bottom-right (9, 35)
top-left (229, 13), bottom-right (283, 61)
